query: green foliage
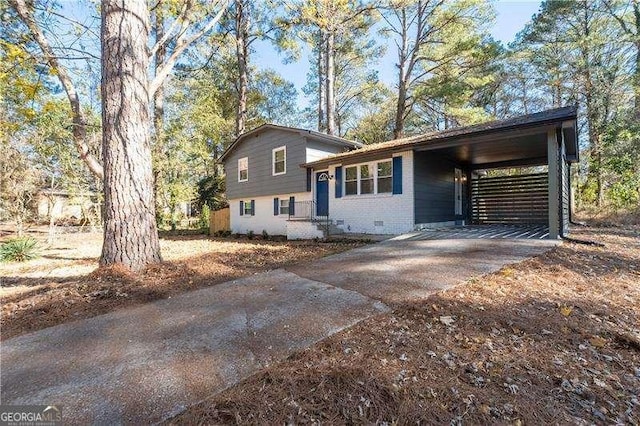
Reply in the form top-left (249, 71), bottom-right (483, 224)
top-left (251, 70), bottom-right (301, 126)
top-left (0, 141), bottom-right (40, 229)
top-left (379, 0), bottom-right (498, 133)
top-left (601, 113), bottom-right (640, 209)
top-left (197, 175), bottom-right (227, 210)
top-left (1, 24), bottom-right (100, 229)
top-left (346, 98), bottom-right (396, 144)
top-left (261, 229), bottom-right (270, 240)
top-left (0, 237), bottom-right (39, 262)
top-left (247, 230), bottom-right (255, 240)
top-left (199, 204), bottom-right (211, 231)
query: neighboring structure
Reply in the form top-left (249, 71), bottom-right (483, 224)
top-left (35, 189), bottom-right (97, 222)
top-left (220, 107), bottom-right (578, 239)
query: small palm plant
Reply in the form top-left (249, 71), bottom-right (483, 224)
top-left (0, 237), bottom-right (40, 262)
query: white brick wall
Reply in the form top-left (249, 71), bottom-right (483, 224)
top-left (286, 220), bottom-right (325, 240)
top-left (229, 192), bottom-right (311, 235)
top-left (325, 150), bottom-right (415, 235)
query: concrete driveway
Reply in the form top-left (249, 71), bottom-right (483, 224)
top-left (1, 233), bottom-right (557, 424)
top-left (289, 235), bottom-right (558, 303)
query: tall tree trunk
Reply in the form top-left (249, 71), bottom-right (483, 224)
top-left (635, 40), bottom-right (640, 120)
top-left (393, 8), bottom-right (409, 139)
top-left (394, 82), bottom-right (407, 139)
top-left (580, 5), bottom-right (603, 207)
top-left (101, 0), bottom-right (162, 271)
top-left (521, 76), bottom-right (529, 114)
top-left (153, 5), bottom-right (166, 223)
top-left (325, 30), bottom-right (336, 135)
top-left (634, 2), bottom-right (640, 120)
top-left (235, 0), bottom-right (249, 136)
top-left (317, 30), bottom-right (325, 132)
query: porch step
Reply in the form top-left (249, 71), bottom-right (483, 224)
top-left (315, 220), bottom-right (344, 236)
top-left (287, 218), bottom-right (344, 240)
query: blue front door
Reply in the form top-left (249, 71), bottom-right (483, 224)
top-left (316, 171), bottom-right (329, 217)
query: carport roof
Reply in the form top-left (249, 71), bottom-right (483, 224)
top-left (304, 106), bottom-right (578, 169)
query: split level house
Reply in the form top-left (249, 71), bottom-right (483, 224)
top-left (219, 106), bottom-right (578, 240)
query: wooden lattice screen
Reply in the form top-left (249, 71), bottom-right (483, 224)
top-left (471, 173), bottom-right (549, 224)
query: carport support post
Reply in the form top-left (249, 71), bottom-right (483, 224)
top-left (547, 129), bottom-right (560, 239)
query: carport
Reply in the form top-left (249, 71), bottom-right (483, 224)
top-left (411, 106), bottom-right (578, 239)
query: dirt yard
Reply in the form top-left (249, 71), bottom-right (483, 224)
top-left (0, 229), bottom-right (365, 339)
top-left (170, 225), bottom-right (640, 425)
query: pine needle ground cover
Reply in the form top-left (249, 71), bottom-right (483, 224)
top-left (0, 229), bottom-right (365, 339)
top-left (171, 225), bottom-right (640, 425)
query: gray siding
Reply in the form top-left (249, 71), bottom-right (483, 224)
top-left (414, 151), bottom-right (459, 224)
top-left (224, 129), bottom-right (346, 199)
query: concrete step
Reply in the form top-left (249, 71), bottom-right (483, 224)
top-left (314, 221), bottom-right (344, 236)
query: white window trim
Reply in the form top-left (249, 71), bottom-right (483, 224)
top-left (279, 198), bottom-right (290, 215)
top-left (242, 200), bottom-right (253, 216)
top-left (272, 146), bottom-right (286, 176)
top-left (343, 159), bottom-right (393, 196)
top-left (344, 165), bottom-right (358, 196)
top-left (359, 164), bottom-right (374, 195)
top-left (377, 160), bottom-right (393, 194)
top-left (238, 157), bottom-right (248, 182)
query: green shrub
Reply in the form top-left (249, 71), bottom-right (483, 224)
top-left (261, 230), bottom-right (270, 240)
top-left (0, 237), bottom-right (40, 262)
top-left (247, 230), bottom-right (255, 240)
top-left (199, 205), bottom-right (211, 231)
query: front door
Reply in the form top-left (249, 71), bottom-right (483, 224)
top-left (454, 168), bottom-right (463, 216)
top-left (316, 171), bottom-right (329, 217)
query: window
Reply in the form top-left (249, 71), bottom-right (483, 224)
top-left (360, 165), bottom-right (373, 194)
top-left (238, 157), bottom-right (248, 182)
top-left (345, 166), bottom-right (358, 195)
top-left (343, 159), bottom-right (394, 196)
top-left (243, 200), bottom-right (253, 216)
top-left (272, 146), bottom-right (286, 175)
top-left (377, 161), bottom-right (392, 193)
top-left (279, 198), bottom-right (289, 215)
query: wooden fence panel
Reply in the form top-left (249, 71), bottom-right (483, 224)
top-left (471, 173), bottom-right (549, 224)
top-left (209, 207), bottom-right (230, 233)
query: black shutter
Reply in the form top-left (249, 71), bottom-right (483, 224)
top-left (239, 200), bottom-right (244, 216)
top-left (289, 196), bottom-right (295, 216)
top-left (274, 198), bottom-right (279, 216)
top-left (250, 200), bottom-right (255, 216)
top-left (335, 166), bottom-right (342, 198)
top-left (392, 156), bottom-right (403, 194)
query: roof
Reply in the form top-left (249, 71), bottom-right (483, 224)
top-left (218, 124), bottom-right (363, 163)
top-left (38, 189), bottom-right (97, 197)
top-left (304, 106), bottom-right (578, 168)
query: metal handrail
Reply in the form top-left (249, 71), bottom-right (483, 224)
top-left (288, 200), bottom-right (334, 237)
top-left (289, 200), bottom-right (316, 221)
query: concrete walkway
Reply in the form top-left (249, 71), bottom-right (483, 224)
top-left (1, 236), bottom-right (557, 424)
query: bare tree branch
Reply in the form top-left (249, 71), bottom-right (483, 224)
top-left (10, 0), bottom-right (104, 178)
top-left (149, 0), bottom-right (230, 96)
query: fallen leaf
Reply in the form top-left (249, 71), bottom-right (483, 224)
top-left (560, 305), bottom-right (573, 316)
top-left (589, 336), bottom-right (607, 348)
